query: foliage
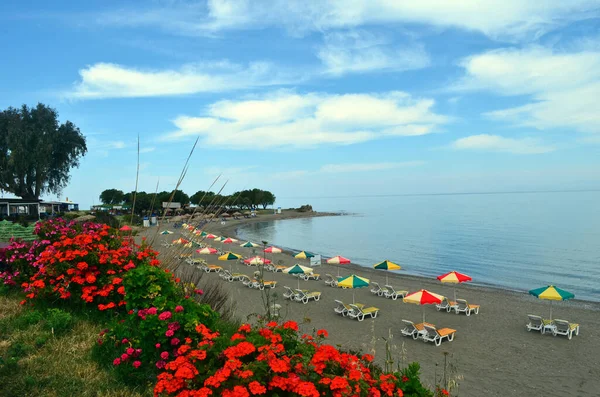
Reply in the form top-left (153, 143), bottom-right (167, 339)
top-left (43, 308), bottom-right (73, 335)
top-left (0, 103), bottom-right (87, 200)
top-left (100, 189), bottom-right (125, 205)
top-left (154, 320), bottom-right (434, 397)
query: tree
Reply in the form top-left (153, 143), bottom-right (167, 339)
top-left (99, 189), bottom-right (125, 205)
top-left (260, 191), bottom-right (276, 209)
top-left (0, 103), bottom-right (87, 200)
top-left (124, 191), bottom-right (152, 215)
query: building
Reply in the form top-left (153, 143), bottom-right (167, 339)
top-left (0, 197), bottom-right (79, 218)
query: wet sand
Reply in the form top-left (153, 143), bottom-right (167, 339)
top-left (143, 213), bottom-right (600, 396)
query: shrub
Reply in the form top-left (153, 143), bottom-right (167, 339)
top-left (44, 308), bottom-right (73, 335)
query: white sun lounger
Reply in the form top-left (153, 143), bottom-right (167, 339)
top-left (370, 282), bottom-right (388, 296)
top-left (383, 285), bottom-right (408, 300)
top-left (294, 289), bottom-right (321, 304)
top-left (401, 320), bottom-right (422, 339)
top-left (526, 315), bottom-right (552, 333)
top-left (283, 286), bottom-right (302, 300)
top-left (422, 324), bottom-right (456, 346)
top-left (324, 274), bottom-right (338, 287)
top-left (436, 297), bottom-right (458, 313)
top-left (347, 304), bottom-right (379, 321)
top-left (552, 319), bottom-right (580, 339)
top-left (455, 299), bottom-right (480, 315)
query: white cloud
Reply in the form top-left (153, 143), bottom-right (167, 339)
top-left (317, 30), bottom-right (430, 75)
top-left (161, 90), bottom-right (449, 148)
top-left (320, 161), bottom-right (425, 173)
top-left (457, 46), bottom-right (600, 135)
top-left (139, 147), bottom-right (156, 153)
top-left (97, 1), bottom-right (600, 41)
top-left (450, 134), bottom-right (555, 154)
top-left (66, 61), bottom-right (298, 99)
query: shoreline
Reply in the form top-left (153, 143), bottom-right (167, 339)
top-left (212, 212), bottom-right (600, 308)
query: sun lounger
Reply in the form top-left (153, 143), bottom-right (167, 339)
top-left (401, 320), bottom-right (423, 339)
top-left (324, 274), bottom-right (338, 287)
top-left (198, 263), bottom-right (222, 273)
top-left (252, 280), bottom-right (277, 290)
top-left (347, 304), bottom-right (379, 321)
top-left (455, 299), bottom-right (479, 316)
top-left (266, 265), bottom-right (286, 273)
top-left (334, 300), bottom-right (348, 315)
top-left (526, 315), bottom-right (552, 333)
top-left (301, 273), bottom-right (320, 281)
top-left (219, 269), bottom-right (232, 280)
top-left (422, 325), bottom-right (457, 346)
top-left (383, 285), bottom-right (408, 300)
top-left (436, 297), bottom-right (458, 313)
top-left (294, 289), bottom-right (321, 304)
top-left (239, 275), bottom-right (253, 286)
top-left (283, 286), bottom-right (299, 300)
top-left (552, 319), bottom-right (580, 340)
top-left (370, 282), bottom-right (389, 296)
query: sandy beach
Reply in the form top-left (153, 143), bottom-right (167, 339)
top-left (142, 212), bottom-right (600, 396)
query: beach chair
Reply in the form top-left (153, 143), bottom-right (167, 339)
top-left (455, 299), bottom-right (480, 316)
top-left (324, 274), bottom-right (338, 287)
top-left (334, 300), bottom-right (348, 316)
top-left (347, 304), bottom-right (379, 321)
top-left (401, 320), bottom-right (422, 339)
top-left (219, 269), bottom-right (232, 280)
top-left (383, 285), bottom-right (408, 300)
top-left (301, 273), bottom-right (320, 281)
top-left (239, 275), bottom-right (253, 286)
top-left (552, 319), bottom-right (580, 340)
top-left (294, 289), bottom-right (321, 304)
top-left (283, 286), bottom-right (299, 300)
top-left (436, 297), bottom-right (458, 313)
top-left (526, 315), bottom-right (552, 333)
top-left (198, 263), bottom-right (222, 273)
top-left (422, 325), bottom-right (457, 346)
top-left (253, 280), bottom-right (277, 290)
top-left (370, 282), bottom-right (388, 296)
top-left (230, 273), bottom-right (246, 282)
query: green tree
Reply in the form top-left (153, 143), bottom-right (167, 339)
top-left (260, 190), bottom-right (276, 209)
top-left (99, 189), bottom-right (125, 205)
top-left (124, 191), bottom-right (152, 215)
top-left (0, 103), bottom-right (87, 200)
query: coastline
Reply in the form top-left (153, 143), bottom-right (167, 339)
top-left (145, 217), bottom-right (600, 395)
top-left (212, 212), bottom-right (600, 308)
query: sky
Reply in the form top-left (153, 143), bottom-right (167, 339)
top-left (1, 0), bottom-right (600, 209)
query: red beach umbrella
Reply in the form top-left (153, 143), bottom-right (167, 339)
top-left (264, 246), bottom-right (282, 254)
top-left (437, 271), bottom-right (472, 301)
top-left (327, 255), bottom-right (351, 277)
top-left (119, 225), bottom-right (132, 232)
top-left (404, 289), bottom-right (444, 323)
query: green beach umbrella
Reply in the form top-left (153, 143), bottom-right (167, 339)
top-left (529, 285), bottom-right (575, 320)
top-left (283, 264), bottom-right (314, 289)
top-left (295, 251), bottom-right (315, 259)
top-left (160, 230), bottom-right (174, 235)
top-left (373, 260), bottom-right (402, 285)
top-left (218, 252), bottom-right (243, 261)
top-left (337, 274), bottom-right (370, 304)
top-left (240, 241), bottom-right (259, 248)
top-left (200, 231), bottom-right (208, 237)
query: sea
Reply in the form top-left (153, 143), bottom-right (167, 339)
top-left (236, 191), bottom-right (600, 302)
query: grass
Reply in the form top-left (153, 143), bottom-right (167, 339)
top-left (0, 289), bottom-right (151, 397)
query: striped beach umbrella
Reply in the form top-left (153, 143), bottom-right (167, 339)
top-left (214, 236), bottom-right (225, 242)
top-left (295, 251), bottom-right (315, 259)
top-left (404, 289), bottom-right (444, 323)
top-left (240, 241), bottom-right (259, 248)
top-left (161, 230), bottom-right (174, 235)
top-left (200, 231), bottom-right (208, 237)
top-left (244, 256), bottom-right (272, 265)
top-left (529, 285), bottom-right (575, 319)
top-left (327, 255), bottom-right (351, 277)
top-left (218, 252), bottom-right (242, 261)
top-left (337, 274), bottom-right (370, 303)
top-left (284, 264), bottom-right (314, 289)
top-left (221, 238), bottom-right (238, 244)
top-left (264, 246), bottom-right (282, 254)
top-left (437, 271), bottom-right (472, 302)
top-left (373, 260), bottom-right (402, 285)
top-left (196, 247), bottom-right (218, 255)
top-left (206, 234), bottom-right (218, 239)
top-left (183, 242), bottom-right (193, 248)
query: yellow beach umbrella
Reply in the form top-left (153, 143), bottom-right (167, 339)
top-left (373, 260), bottom-right (401, 285)
top-left (404, 289), bottom-right (444, 323)
top-left (337, 274), bottom-right (370, 304)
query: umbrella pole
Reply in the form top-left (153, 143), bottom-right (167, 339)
top-left (297, 276), bottom-right (300, 290)
top-left (550, 301), bottom-right (553, 320)
top-left (422, 306), bottom-right (425, 324)
top-left (353, 290), bottom-right (355, 304)
top-left (454, 287), bottom-right (457, 303)
top-left (386, 273), bottom-right (389, 285)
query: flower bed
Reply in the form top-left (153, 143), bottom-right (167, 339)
top-left (0, 219), bottom-right (441, 396)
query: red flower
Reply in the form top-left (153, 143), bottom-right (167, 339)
top-left (248, 381), bottom-right (266, 395)
top-left (175, 305), bottom-right (184, 313)
top-left (282, 320), bottom-right (299, 331)
top-left (133, 360), bottom-right (141, 368)
top-left (316, 329), bottom-right (328, 338)
top-left (238, 324), bottom-right (251, 333)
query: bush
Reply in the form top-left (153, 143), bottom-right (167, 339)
top-left (44, 309), bottom-right (73, 335)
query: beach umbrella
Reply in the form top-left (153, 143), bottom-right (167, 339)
top-left (192, 241), bottom-right (202, 247)
top-left (240, 241), bottom-right (259, 248)
top-left (183, 242), bottom-right (193, 248)
top-left (373, 260), bottom-right (402, 285)
top-left (284, 264), bottom-right (314, 289)
top-left (173, 238), bottom-right (187, 245)
top-left (218, 252), bottom-right (243, 261)
top-left (264, 246), bottom-right (282, 254)
top-left (529, 285), bottom-right (575, 320)
top-left (206, 234), bottom-right (218, 239)
top-left (196, 247), bottom-right (218, 255)
top-left (200, 231), bottom-right (208, 237)
top-left (295, 251), bottom-right (315, 259)
top-left (437, 271), bottom-right (472, 302)
top-left (404, 289), bottom-right (444, 323)
top-left (161, 230), bottom-right (174, 235)
top-left (337, 274), bottom-right (370, 304)
top-left (221, 238), bottom-right (238, 244)
top-left (119, 225), bottom-right (132, 232)
top-left (244, 256), bottom-right (272, 265)
top-left (327, 255), bottom-right (351, 277)
top-left (214, 236), bottom-right (225, 242)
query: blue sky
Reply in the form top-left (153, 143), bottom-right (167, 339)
top-left (1, 1), bottom-right (600, 209)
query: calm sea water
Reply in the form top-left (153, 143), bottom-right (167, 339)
top-left (236, 191), bottom-right (600, 302)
